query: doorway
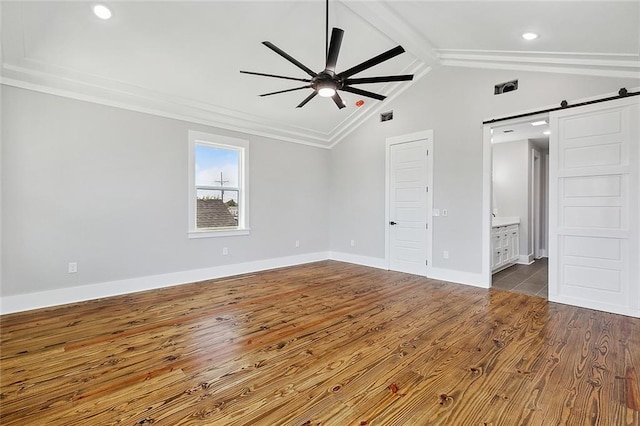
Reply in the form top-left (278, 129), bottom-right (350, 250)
top-left (482, 95), bottom-right (639, 317)
top-left (385, 130), bottom-right (433, 276)
top-left (485, 115), bottom-right (549, 297)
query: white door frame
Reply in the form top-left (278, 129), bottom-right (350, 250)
top-left (482, 125), bottom-right (493, 287)
top-left (482, 114), bottom-right (548, 287)
top-left (533, 149), bottom-right (542, 259)
top-left (385, 130), bottom-right (434, 274)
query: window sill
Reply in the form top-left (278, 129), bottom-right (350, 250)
top-left (188, 228), bottom-right (251, 239)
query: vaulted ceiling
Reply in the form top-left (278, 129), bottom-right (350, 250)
top-left (2, 1), bottom-right (638, 147)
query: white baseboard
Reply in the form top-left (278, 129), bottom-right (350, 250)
top-left (0, 251), bottom-right (330, 315)
top-left (427, 267), bottom-right (488, 289)
top-left (329, 251), bottom-right (387, 270)
top-left (536, 249), bottom-right (548, 258)
top-left (549, 295), bottom-right (639, 319)
top-left (330, 253), bottom-right (489, 290)
top-left (517, 254), bottom-right (534, 265)
top-left (1, 251), bottom-right (490, 315)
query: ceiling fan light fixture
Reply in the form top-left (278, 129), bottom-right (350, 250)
top-left (318, 87), bottom-right (336, 98)
top-left (93, 4), bottom-right (112, 20)
top-left (317, 80), bottom-right (337, 98)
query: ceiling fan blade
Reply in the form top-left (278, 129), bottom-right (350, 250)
top-left (332, 92), bottom-right (346, 109)
top-left (262, 41), bottom-right (317, 78)
top-left (240, 70), bottom-right (311, 83)
top-left (296, 91), bottom-right (318, 108)
top-left (337, 45), bottom-right (406, 79)
top-left (344, 75), bottom-right (413, 85)
top-left (340, 86), bottom-right (386, 101)
top-left (325, 28), bottom-right (344, 73)
top-left (259, 85), bottom-right (312, 97)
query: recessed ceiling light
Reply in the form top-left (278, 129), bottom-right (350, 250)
top-left (93, 4), bottom-right (112, 20)
top-left (522, 32), bottom-right (539, 41)
top-left (543, 130), bottom-right (551, 135)
top-left (531, 120), bottom-right (547, 126)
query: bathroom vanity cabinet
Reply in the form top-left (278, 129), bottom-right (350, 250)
top-left (491, 219), bottom-right (520, 272)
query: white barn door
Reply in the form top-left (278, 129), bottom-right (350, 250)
top-left (549, 96), bottom-right (639, 317)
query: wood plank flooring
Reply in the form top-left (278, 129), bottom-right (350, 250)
top-left (1, 261), bottom-right (639, 425)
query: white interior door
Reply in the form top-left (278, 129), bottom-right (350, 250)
top-left (388, 139), bottom-right (430, 275)
top-left (549, 96), bottom-right (639, 317)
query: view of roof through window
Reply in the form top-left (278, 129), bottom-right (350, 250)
top-left (195, 144), bottom-right (239, 228)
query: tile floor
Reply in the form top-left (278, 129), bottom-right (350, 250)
top-left (491, 257), bottom-right (548, 299)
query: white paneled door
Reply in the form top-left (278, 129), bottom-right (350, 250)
top-left (549, 96), bottom-right (639, 317)
top-left (388, 138), bottom-right (431, 276)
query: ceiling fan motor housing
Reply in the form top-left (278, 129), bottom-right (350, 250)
top-left (313, 72), bottom-right (341, 96)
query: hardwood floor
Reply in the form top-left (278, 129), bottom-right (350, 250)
top-left (1, 261), bottom-right (639, 425)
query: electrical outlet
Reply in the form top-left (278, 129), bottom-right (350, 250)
top-left (350, 239), bottom-right (355, 247)
top-left (443, 250), bottom-right (449, 259)
top-left (222, 247), bottom-right (229, 256)
top-left (68, 262), bottom-right (78, 273)
top-left (295, 240), bottom-right (300, 248)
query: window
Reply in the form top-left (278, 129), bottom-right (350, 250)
top-left (188, 130), bottom-right (249, 238)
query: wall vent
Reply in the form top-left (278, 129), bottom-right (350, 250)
top-left (494, 79), bottom-right (518, 95)
top-left (380, 111), bottom-right (394, 122)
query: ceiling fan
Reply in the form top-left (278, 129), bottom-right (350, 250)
top-left (240, 0), bottom-right (413, 109)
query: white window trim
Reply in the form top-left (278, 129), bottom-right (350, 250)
top-left (188, 130), bottom-right (250, 238)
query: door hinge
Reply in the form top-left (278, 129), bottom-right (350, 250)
top-left (426, 149), bottom-right (429, 156)
top-left (426, 223), bottom-right (428, 230)
top-left (426, 186), bottom-right (429, 192)
top-left (425, 259), bottom-right (428, 266)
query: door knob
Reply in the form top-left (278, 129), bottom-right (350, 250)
top-left (389, 221), bottom-right (397, 225)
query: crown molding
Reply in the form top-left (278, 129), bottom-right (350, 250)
top-left (437, 50), bottom-right (640, 79)
top-left (329, 63), bottom-right (432, 148)
top-left (2, 57), bottom-right (434, 149)
top-left (1, 61), bottom-right (339, 149)
top-left (340, 0), bottom-right (440, 69)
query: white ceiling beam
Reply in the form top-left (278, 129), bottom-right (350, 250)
top-left (341, 0), bottom-right (440, 68)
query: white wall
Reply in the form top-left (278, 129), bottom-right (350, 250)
top-left (492, 139), bottom-right (532, 260)
top-left (329, 66), bottom-right (639, 275)
top-left (1, 86), bottom-right (330, 297)
top-left (2, 66), bottom-right (638, 306)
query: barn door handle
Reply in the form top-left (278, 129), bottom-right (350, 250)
top-left (389, 221), bottom-right (397, 225)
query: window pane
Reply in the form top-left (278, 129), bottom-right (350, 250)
top-left (189, 131), bottom-right (249, 237)
top-left (195, 145), bottom-right (239, 187)
top-left (195, 144), bottom-right (240, 229)
top-left (196, 189), bottom-right (239, 228)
